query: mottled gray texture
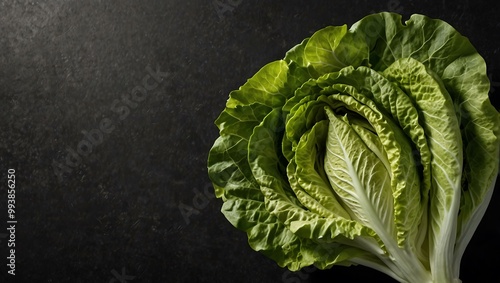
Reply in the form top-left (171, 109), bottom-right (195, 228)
top-left (0, 0), bottom-right (498, 282)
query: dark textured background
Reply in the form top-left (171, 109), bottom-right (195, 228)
top-left (0, 0), bottom-right (499, 282)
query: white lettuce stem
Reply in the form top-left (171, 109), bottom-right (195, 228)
top-left (382, 239), bottom-right (431, 282)
top-left (430, 180), bottom-right (461, 283)
top-left (350, 257), bottom-right (405, 282)
top-left (354, 237), bottom-right (431, 282)
top-left (352, 237), bottom-right (406, 280)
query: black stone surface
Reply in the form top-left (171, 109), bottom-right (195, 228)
top-left (0, 0), bottom-right (499, 282)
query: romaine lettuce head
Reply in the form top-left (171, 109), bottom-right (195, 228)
top-left (207, 12), bottom-right (500, 283)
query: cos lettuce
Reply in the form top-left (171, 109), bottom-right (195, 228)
top-left (207, 12), bottom-right (500, 283)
